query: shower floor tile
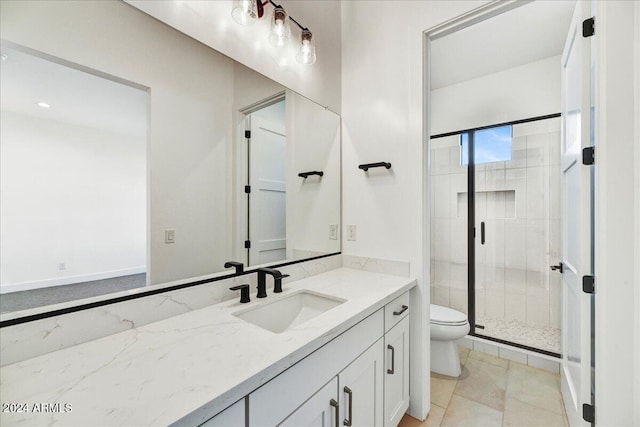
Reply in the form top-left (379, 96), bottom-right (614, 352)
top-left (475, 315), bottom-right (560, 354)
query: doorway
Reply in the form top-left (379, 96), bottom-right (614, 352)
top-left (242, 99), bottom-right (287, 266)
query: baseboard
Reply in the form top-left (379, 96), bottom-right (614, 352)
top-left (0, 266), bottom-right (146, 294)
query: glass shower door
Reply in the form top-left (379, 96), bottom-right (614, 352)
top-left (473, 119), bottom-right (561, 354)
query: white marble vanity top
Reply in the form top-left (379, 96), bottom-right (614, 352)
top-left (0, 268), bottom-right (415, 426)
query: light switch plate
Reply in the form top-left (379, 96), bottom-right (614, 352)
top-left (347, 225), bottom-right (356, 241)
top-left (329, 224), bottom-right (338, 240)
top-left (165, 229), bottom-right (176, 244)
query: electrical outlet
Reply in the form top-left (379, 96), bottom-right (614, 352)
top-left (329, 224), bottom-right (338, 240)
top-left (347, 225), bottom-right (356, 241)
top-left (58, 262), bottom-right (66, 271)
top-left (165, 229), bottom-right (176, 244)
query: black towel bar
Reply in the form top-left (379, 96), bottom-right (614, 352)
top-left (298, 171), bottom-right (324, 179)
top-left (359, 162), bottom-right (391, 171)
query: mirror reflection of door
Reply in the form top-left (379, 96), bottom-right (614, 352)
top-left (246, 100), bottom-right (286, 265)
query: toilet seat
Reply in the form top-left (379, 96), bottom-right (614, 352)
top-left (430, 304), bottom-right (468, 326)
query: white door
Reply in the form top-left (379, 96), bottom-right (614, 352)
top-left (339, 338), bottom-right (384, 427)
top-left (560, 2), bottom-right (594, 426)
top-left (248, 113), bottom-right (287, 265)
top-left (279, 377), bottom-right (339, 427)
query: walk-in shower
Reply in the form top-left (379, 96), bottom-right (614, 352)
top-left (430, 115), bottom-right (561, 355)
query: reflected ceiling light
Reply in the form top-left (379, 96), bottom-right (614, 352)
top-left (268, 6), bottom-right (291, 48)
top-left (0, 53), bottom-right (7, 61)
top-left (231, 0), bottom-right (258, 25)
top-left (231, 0), bottom-right (316, 65)
top-left (296, 29), bottom-right (316, 65)
top-left (37, 102), bottom-right (51, 109)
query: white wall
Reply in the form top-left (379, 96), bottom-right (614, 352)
top-left (0, 112), bottom-right (146, 292)
top-left (127, 0), bottom-right (342, 114)
top-left (341, 0), bottom-right (490, 420)
top-left (0, 0), bottom-right (234, 285)
top-left (431, 55), bottom-right (561, 134)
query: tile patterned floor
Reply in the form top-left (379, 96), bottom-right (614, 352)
top-left (399, 347), bottom-right (568, 427)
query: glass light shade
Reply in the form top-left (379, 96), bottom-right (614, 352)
top-left (231, 0), bottom-right (257, 25)
top-left (296, 29), bottom-right (316, 65)
top-left (268, 6), bottom-right (291, 48)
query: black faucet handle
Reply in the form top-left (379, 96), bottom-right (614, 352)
top-left (273, 274), bottom-right (290, 293)
top-left (230, 284), bottom-right (250, 303)
top-left (224, 261), bottom-right (244, 274)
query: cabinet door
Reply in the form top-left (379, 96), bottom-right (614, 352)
top-left (339, 338), bottom-right (384, 427)
top-left (384, 316), bottom-right (410, 427)
top-left (200, 398), bottom-right (245, 427)
top-left (279, 377), bottom-right (339, 427)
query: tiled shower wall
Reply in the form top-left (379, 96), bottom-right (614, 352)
top-left (430, 118), bottom-right (561, 352)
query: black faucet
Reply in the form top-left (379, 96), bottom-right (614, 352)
top-left (229, 284), bottom-right (250, 303)
top-left (224, 261), bottom-right (244, 274)
top-left (256, 268), bottom-right (291, 297)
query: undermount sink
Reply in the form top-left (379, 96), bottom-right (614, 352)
top-left (233, 290), bottom-right (346, 334)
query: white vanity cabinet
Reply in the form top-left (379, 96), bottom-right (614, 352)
top-left (337, 338), bottom-right (384, 427)
top-left (200, 398), bottom-right (245, 426)
top-left (246, 290), bottom-right (411, 427)
top-left (383, 292), bottom-right (411, 427)
top-left (280, 338), bottom-right (384, 427)
top-left (279, 377), bottom-right (339, 427)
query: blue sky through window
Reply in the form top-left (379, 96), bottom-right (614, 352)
top-left (460, 125), bottom-right (512, 165)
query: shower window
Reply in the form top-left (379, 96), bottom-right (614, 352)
top-left (460, 125), bottom-right (513, 165)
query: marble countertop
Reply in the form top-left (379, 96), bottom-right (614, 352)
top-left (0, 268), bottom-right (416, 426)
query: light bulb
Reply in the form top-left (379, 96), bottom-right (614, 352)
top-left (296, 29), bottom-right (316, 65)
top-left (268, 6), bottom-right (290, 48)
top-left (231, 0), bottom-right (257, 25)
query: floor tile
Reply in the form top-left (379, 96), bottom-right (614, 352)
top-left (431, 372), bottom-right (458, 408)
top-left (440, 395), bottom-right (503, 427)
top-left (503, 397), bottom-right (567, 427)
top-left (453, 358), bottom-right (508, 411)
top-left (398, 405), bottom-right (445, 427)
top-left (458, 346), bottom-right (471, 367)
top-left (425, 405), bottom-right (446, 427)
top-left (506, 362), bottom-right (564, 414)
top-left (467, 349), bottom-right (509, 369)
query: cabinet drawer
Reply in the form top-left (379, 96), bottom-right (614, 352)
top-left (384, 291), bottom-right (410, 332)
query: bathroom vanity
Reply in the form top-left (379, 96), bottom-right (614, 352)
top-left (0, 268), bottom-right (415, 426)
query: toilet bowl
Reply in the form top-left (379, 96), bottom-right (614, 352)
top-left (430, 304), bottom-right (470, 377)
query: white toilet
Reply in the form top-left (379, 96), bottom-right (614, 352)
top-left (430, 304), bottom-right (470, 377)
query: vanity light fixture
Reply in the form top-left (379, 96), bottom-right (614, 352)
top-left (231, 0), bottom-right (316, 65)
top-left (268, 6), bottom-right (291, 48)
top-left (231, 0), bottom-right (258, 25)
top-left (296, 29), bottom-right (316, 65)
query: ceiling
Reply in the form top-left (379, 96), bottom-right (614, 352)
top-left (431, 0), bottom-right (576, 90)
top-left (0, 46), bottom-right (147, 138)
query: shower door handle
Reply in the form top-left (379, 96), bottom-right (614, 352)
top-left (550, 262), bottom-right (564, 273)
top-left (481, 221), bottom-right (485, 245)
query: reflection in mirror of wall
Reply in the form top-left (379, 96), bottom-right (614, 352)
top-left (0, 45), bottom-right (148, 314)
top-left (0, 0), bottom-right (340, 317)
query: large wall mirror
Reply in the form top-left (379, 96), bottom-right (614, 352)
top-left (0, 2), bottom-right (340, 316)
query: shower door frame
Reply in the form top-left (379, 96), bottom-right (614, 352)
top-left (430, 112), bottom-right (562, 358)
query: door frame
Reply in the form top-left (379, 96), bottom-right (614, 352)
top-left (233, 91), bottom-right (286, 265)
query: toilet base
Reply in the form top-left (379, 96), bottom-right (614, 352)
top-left (431, 339), bottom-right (462, 377)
